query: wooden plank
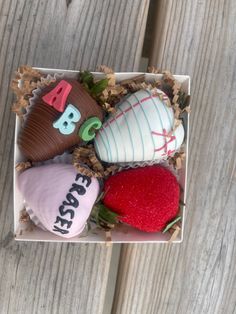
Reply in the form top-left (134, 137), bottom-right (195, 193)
top-left (0, 0), bottom-right (149, 313)
top-left (112, 0), bottom-right (236, 313)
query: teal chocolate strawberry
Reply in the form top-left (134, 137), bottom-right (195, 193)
top-left (103, 166), bottom-right (180, 232)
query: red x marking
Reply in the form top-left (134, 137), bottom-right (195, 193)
top-left (151, 129), bottom-right (176, 156)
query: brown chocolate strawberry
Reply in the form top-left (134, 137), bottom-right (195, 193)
top-left (18, 79), bottom-right (104, 162)
top-left (103, 165), bottom-right (180, 232)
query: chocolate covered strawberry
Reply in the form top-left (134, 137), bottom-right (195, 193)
top-left (103, 166), bottom-right (180, 232)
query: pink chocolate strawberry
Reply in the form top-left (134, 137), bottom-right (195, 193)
top-left (103, 166), bottom-right (180, 232)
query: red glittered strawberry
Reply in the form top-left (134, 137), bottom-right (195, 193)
top-left (103, 165), bottom-right (180, 232)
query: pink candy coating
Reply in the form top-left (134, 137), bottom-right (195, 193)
top-left (18, 164), bottom-right (100, 238)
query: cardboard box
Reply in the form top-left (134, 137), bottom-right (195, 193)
top-left (13, 68), bottom-right (190, 243)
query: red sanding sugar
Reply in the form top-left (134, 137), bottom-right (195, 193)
top-left (103, 165), bottom-right (180, 232)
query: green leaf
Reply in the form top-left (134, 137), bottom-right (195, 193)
top-left (90, 78), bottom-right (109, 95)
top-left (178, 91), bottom-right (190, 110)
top-left (162, 216), bottom-right (182, 233)
top-left (91, 206), bottom-right (99, 224)
top-left (80, 71), bottom-right (94, 88)
top-left (90, 203), bottom-right (119, 227)
top-left (97, 204), bottom-right (119, 225)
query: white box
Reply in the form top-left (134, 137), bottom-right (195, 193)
top-left (13, 69), bottom-right (190, 243)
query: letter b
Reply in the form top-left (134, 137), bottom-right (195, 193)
top-left (53, 104), bottom-right (81, 135)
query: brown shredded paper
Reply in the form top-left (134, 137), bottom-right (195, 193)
top-left (11, 65), bottom-right (56, 117)
top-left (168, 224), bottom-right (181, 243)
top-left (19, 208), bottom-right (30, 223)
top-left (15, 161), bottom-right (32, 172)
top-left (73, 145), bottom-right (118, 178)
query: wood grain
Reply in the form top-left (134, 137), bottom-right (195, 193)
top-left (112, 0), bottom-right (236, 313)
top-left (0, 0), bottom-right (149, 313)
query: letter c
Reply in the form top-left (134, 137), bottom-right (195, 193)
top-left (79, 117), bottom-right (102, 141)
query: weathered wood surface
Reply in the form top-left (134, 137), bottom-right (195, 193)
top-left (0, 0), bottom-right (149, 313)
top-left (112, 0), bottom-right (236, 313)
